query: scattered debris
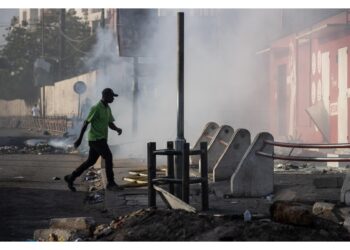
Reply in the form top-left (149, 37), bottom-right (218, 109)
top-left (270, 201), bottom-right (314, 226)
top-left (243, 210), bottom-right (252, 222)
top-left (52, 177), bottom-right (61, 181)
top-left (93, 224), bottom-right (113, 240)
top-left (312, 202), bottom-right (341, 224)
top-left (33, 228), bottom-right (80, 241)
top-left (43, 131), bottom-right (51, 136)
top-left (0, 144), bottom-right (75, 155)
top-left (85, 192), bottom-right (104, 204)
top-left (100, 208), bottom-right (350, 241)
top-left (344, 217), bottom-right (350, 233)
top-left (0, 137), bottom-right (77, 155)
top-left (83, 168), bottom-right (106, 205)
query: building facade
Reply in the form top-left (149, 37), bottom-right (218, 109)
top-left (261, 10), bottom-right (350, 143)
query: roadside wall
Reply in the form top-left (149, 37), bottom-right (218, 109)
top-left (0, 71), bottom-right (97, 118)
top-left (41, 71), bottom-right (97, 118)
top-left (0, 99), bottom-right (31, 117)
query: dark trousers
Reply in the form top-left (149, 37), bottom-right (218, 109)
top-left (71, 139), bottom-right (115, 184)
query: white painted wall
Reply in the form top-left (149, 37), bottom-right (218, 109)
top-left (41, 71), bottom-right (97, 117)
top-left (0, 99), bottom-right (31, 117)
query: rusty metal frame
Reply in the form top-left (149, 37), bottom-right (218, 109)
top-left (258, 140), bottom-right (350, 162)
top-left (0, 116), bottom-right (69, 134)
top-left (264, 140), bottom-right (350, 149)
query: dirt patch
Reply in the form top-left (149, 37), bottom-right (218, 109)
top-left (95, 208), bottom-right (350, 241)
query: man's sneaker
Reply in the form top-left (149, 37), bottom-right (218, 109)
top-left (106, 183), bottom-right (124, 191)
top-left (64, 175), bottom-right (76, 192)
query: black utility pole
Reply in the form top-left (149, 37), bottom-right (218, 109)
top-left (175, 12), bottom-right (185, 198)
top-left (41, 9), bottom-right (45, 118)
top-left (101, 8), bottom-right (105, 28)
top-left (59, 9), bottom-right (65, 80)
top-left (177, 12), bottom-right (185, 141)
top-left (101, 8), bottom-right (106, 71)
top-left (100, 8), bottom-right (108, 85)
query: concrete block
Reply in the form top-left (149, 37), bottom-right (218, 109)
top-left (49, 217), bottom-right (96, 234)
top-left (213, 129), bottom-right (251, 182)
top-left (312, 202), bottom-right (340, 223)
top-left (346, 191), bottom-right (350, 206)
top-left (33, 228), bottom-right (79, 241)
top-left (344, 217), bottom-right (350, 233)
top-left (190, 122), bottom-right (219, 166)
top-left (340, 172), bottom-right (350, 205)
top-left (230, 132), bottom-right (273, 197)
top-left (209, 180), bottom-right (231, 198)
top-left (205, 125), bottom-right (234, 173)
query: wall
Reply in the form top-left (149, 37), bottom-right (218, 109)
top-left (0, 99), bottom-right (31, 117)
top-left (41, 71), bottom-right (97, 118)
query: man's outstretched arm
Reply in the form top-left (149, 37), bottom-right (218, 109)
top-left (74, 121), bottom-right (89, 148)
top-left (109, 122), bottom-right (122, 135)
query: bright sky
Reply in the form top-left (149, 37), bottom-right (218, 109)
top-left (0, 9), bottom-right (18, 45)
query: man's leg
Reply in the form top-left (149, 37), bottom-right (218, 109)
top-left (90, 139), bottom-right (123, 190)
top-left (65, 144), bottom-right (99, 191)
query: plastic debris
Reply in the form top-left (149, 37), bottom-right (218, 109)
top-left (243, 210), bottom-right (252, 222)
top-left (265, 194), bottom-right (274, 202)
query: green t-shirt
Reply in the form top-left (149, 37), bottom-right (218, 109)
top-left (86, 101), bottom-right (115, 141)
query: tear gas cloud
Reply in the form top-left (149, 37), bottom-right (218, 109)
top-left (81, 9), bottom-right (338, 159)
top-left (81, 9), bottom-right (276, 159)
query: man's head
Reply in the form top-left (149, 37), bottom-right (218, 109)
top-left (102, 88), bottom-right (118, 103)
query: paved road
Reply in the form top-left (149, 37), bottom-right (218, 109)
top-left (0, 154), bottom-right (112, 241)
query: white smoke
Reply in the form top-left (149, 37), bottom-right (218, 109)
top-left (81, 10), bottom-right (280, 159)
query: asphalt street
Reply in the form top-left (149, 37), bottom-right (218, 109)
top-left (0, 153), bottom-right (112, 241)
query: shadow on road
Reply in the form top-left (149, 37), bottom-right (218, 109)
top-left (0, 187), bottom-right (112, 241)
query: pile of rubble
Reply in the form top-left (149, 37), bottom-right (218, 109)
top-left (84, 168), bottom-right (105, 205)
top-left (33, 199), bottom-right (350, 241)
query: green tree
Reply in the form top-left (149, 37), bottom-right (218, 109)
top-left (0, 9), bottom-right (96, 103)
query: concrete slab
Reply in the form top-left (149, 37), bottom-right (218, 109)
top-left (154, 185), bottom-right (197, 213)
top-left (190, 122), bottom-right (219, 166)
top-left (230, 132), bottom-right (274, 197)
top-left (341, 171), bottom-right (350, 205)
top-left (213, 129), bottom-right (251, 182)
top-left (205, 125), bottom-right (234, 173)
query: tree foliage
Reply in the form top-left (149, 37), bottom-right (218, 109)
top-left (0, 9), bottom-right (96, 103)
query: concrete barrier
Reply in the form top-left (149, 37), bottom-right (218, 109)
top-left (213, 128), bottom-right (251, 182)
top-left (190, 122), bottom-right (219, 166)
top-left (204, 125), bottom-right (234, 173)
top-left (230, 132), bottom-right (274, 197)
top-left (340, 172), bottom-right (350, 205)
